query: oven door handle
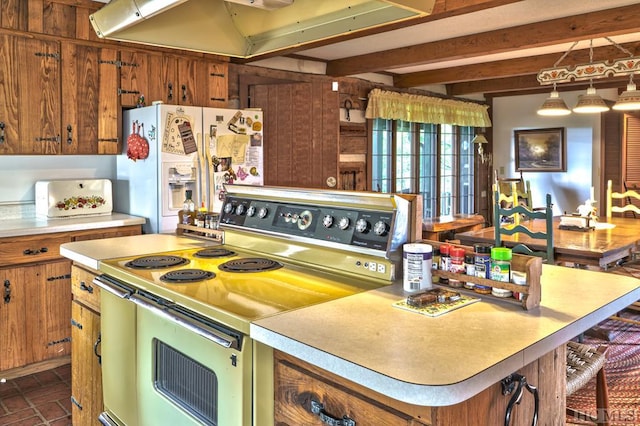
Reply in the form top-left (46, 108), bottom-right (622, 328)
top-left (93, 276), bottom-right (133, 299)
top-left (129, 294), bottom-right (238, 349)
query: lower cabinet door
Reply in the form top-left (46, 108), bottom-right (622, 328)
top-left (71, 301), bottom-right (103, 426)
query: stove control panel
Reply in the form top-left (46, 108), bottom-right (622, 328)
top-left (220, 196), bottom-right (394, 251)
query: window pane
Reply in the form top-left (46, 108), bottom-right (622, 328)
top-left (459, 127), bottom-right (475, 214)
top-left (372, 119), bottom-right (392, 192)
top-left (395, 120), bottom-right (415, 193)
top-left (440, 124), bottom-right (455, 215)
top-left (419, 123), bottom-right (437, 217)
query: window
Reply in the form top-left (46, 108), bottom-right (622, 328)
top-left (371, 119), bottom-right (475, 218)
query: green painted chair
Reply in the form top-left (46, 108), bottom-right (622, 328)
top-left (493, 192), bottom-right (554, 263)
top-left (493, 191), bottom-right (609, 425)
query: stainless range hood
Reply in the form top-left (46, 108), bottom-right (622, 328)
top-left (89, 0), bottom-right (435, 58)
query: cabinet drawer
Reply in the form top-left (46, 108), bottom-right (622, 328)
top-left (274, 354), bottom-right (417, 425)
top-left (71, 265), bottom-right (101, 312)
top-left (0, 235), bottom-right (71, 267)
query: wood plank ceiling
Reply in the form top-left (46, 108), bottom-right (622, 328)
top-left (238, 0), bottom-right (640, 98)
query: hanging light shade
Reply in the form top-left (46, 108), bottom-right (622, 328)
top-left (613, 77), bottom-right (640, 111)
top-left (537, 90), bottom-right (571, 116)
top-left (573, 86), bottom-right (610, 113)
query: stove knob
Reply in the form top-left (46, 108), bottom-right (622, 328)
top-left (258, 207), bottom-right (269, 218)
top-left (236, 204), bottom-right (246, 215)
top-left (223, 203), bottom-right (234, 214)
top-left (322, 214), bottom-right (334, 228)
top-left (246, 205), bottom-right (256, 217)
top-left (338, 217), bottom-right (350, 230)
top-left (373, 220), bottom-right (389, 236)
top-left (355, 218), bottom-right (370, 233)
top-left (298, 210), bottom-right (313, 230)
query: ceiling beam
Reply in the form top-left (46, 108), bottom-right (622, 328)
top-left (394, 42), bottom-right (640, 88)
top-left (326, 4), bottom-right (640, 77)
top-left (448, 74), bottom-right (631, 97)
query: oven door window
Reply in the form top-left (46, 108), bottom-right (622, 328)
top-left (137, 304), bottom-right (252, 426)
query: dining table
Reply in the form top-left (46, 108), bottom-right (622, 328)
top-left (455, 216), bottom-right (640, 270)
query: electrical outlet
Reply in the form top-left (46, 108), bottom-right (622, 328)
top-left (499, 166), bottom-right (505, 175)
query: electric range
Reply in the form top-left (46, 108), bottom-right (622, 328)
top-left (94, 185), bottom-right (417, 426)
top-left (99, 185), bottom-right (416, 332)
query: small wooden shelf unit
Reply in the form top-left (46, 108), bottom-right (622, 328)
top-left (423, 239), bottom-right (542, 310)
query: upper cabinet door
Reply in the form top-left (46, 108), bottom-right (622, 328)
top-left (60, 42), bottom-right (120, 155)
top-left (0, 34), bottom-right (61, 155)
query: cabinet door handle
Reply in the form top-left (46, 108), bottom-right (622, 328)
top-left (94, 332), bottom-right (102, 365)
top-left (181, 84), bottom-right (187, 102)
top-left (167, 83), bottom-right (173, 100)
top-left (66, 124), bottom-right (73, 145)
top-left (80, 281), bottom-right (94, 293)
top-left (0, 121), bottom-right (5, 144)
top-left (310, 399), bottom-right (356, 426)
top-left (23, 247), bottom-right (48, 255)
top-left (4, 280), bottom-right (10, 303)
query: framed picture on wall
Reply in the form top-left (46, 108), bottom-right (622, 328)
top-left (514, 127), bottom-right (566, 172)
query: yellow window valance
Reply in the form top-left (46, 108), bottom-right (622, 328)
top-left (365, 88), bottom-right (492, 127)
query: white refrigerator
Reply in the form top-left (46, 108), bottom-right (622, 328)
top-left (115, 104), bottom-right (264, 234)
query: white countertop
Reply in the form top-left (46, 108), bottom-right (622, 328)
top-left (60, 234), bottom-right (215, 270)
top-left (251, 266), bottom-right (640, 407)
top-left (0, 212), bottom-right (147, 238)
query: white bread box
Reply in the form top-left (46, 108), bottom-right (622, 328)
top-left (35, 179), bottom-right (113, 218)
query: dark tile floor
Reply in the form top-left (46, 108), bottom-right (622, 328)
top-left (0, 364), bottom-right (72, 426)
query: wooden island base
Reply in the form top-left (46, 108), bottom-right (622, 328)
top-left (274, 346), bottom-right (566, 426)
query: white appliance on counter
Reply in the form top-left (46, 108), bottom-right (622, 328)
top-left (115, 104), bottom-right (264, 234)
top-left (35, 179), bottom-right (113, 218)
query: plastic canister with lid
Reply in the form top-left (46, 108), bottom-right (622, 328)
top-left (403, 243), bottom-right (433, 292)
top-left (490, 247), bottom-right (512, 282)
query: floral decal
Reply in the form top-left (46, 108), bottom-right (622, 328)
top-left (55, 196), bottom-right (106, 211)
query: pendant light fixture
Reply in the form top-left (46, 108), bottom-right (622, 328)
top-left (573, 82), bottom-right (610, 113)
top-left (537, 83), bottom-right (571, 116)
top-left (537, 37), bottom-right (640, 114)
top-left (612, 74), bottom-right (640, 111)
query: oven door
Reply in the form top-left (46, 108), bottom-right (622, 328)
top-left (132, 293), bottom-right (252, 426)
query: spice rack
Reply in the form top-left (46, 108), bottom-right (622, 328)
top-left (176, 223), bottom-right (223, 242)
top-left (423, 240), bottom-right (542, 310)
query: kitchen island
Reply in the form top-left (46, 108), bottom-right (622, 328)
top-left (60, 234), bottom-right (640, 425)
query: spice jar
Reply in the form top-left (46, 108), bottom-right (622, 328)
top-left (474, 243), bottom-right (492, 279)
top-left (448, 247), bottom-right (465, 288)
top-left (464, 254), bottom-right (476, 289)
top-left (490, 247), bottom-right (512, 282)
top-left (439, 244), bottom-right (451, 284)
top-left (431, 247), bottom-right (441, 284)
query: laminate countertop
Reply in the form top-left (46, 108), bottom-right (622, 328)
top-left (251, 265), bottom-right (640, 407)
top-left (58, 234), bottom-right (640, 408)
top-left (61, 234), bottom-right (214, 270)
top-left (0, 212), bottom-right (147, 239)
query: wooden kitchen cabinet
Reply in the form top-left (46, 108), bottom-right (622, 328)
top-left (164, 55), bottom-right (228, 107)
top-left (71, 264), bottom-right (103, 425)
top-left (0, 34), bottom-right (120, 155)
top-left (274, 351), bottom-right (429, 426)
top-left (0, 225), bottom-right (141, 378)
top-left (274, 347), bottom-right (564, 426)
top-left (61, 41), bottom-right (121, 155)
top-left (0, 33), bottom-right (61, 155)
top-left (0, 260), bottom-right (72, 371)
